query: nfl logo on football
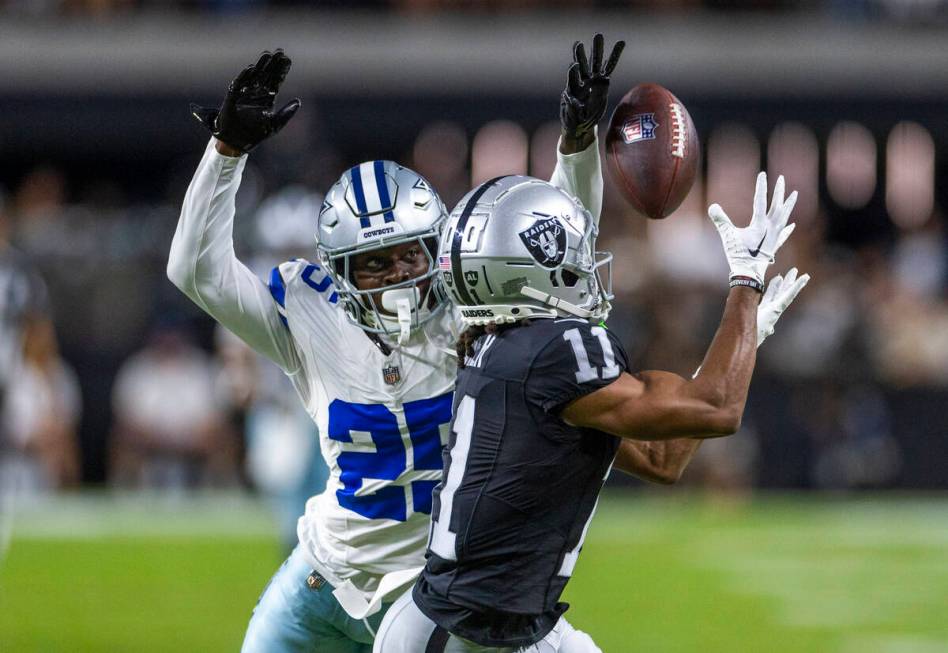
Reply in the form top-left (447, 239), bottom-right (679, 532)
top-left (621, 112), bottom-right (659, 144)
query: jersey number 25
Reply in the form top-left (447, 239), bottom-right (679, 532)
top-left (327, 393), bottom-right (453, 522)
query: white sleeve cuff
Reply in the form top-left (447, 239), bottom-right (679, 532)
top-left (555, 126), bottom-right (600, 169)
top-left (205, 137), bottom-right (248, 167)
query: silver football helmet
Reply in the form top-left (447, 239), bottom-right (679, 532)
top-left (437, 175), bottom-right (613, 326)
top-left (316, 160), bottom-right (449, 342)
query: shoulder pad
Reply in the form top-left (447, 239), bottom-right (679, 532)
top-left (521, 318), bottom-right (629, 414)
top-left (271, 259), bottom-right (339, 308)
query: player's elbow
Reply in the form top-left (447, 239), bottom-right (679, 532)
top-left (689, 386), bottom-right (742, 436)
top-left (166, 252), bottom-right (195, 295)
top-left (166, 257), bottom-right (187, 290)
top-left (705, 406), bottom-right (741, 437)
top-left (650, 466), bottom-right (683, 485)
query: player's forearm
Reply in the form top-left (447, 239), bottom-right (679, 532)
top-left (614, 438), bottom-right (702, 484)
top-left (686, 286), bottom-right (760, 431)
top-left (610, 289), bottom-right (758, 440)
top-left (550, 127), bottom-right (603, 223)
top-left (168, 138), bottom-right (246, 296)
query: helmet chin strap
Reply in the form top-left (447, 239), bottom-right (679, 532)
top-left (520, 285), bottom-right (596, 319)
top-left (380, 287), bottom-right (422, 345)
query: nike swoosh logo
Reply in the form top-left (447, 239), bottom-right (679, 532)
top-left (748, 232), bottom-right (766, 257)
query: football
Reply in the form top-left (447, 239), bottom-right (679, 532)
top-left (605, 83), bottom-right (700, 219)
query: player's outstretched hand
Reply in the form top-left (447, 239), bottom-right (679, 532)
top-left (190, 49), bottom-right (301, 154)
top-left (560, 33), bottom-right (625, 143)
top-left (757, 267), bottom-right (809, 346)
top-left (708, 171), bottom-right (797, 291)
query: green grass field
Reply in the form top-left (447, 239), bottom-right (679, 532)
top-left (2, 492), bottom-right (947, 652)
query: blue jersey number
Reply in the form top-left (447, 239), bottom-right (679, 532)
top-left (327, 392), bottom-right (453, 521)
top-left (301, 264), bottom-right (338, 304)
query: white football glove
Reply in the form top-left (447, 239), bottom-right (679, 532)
top-left (708, 171), bottom-right (797, 289)
top-left (757, 267), bottom-right (810, 346)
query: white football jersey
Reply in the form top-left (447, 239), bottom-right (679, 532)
top-left (168, 137), bottom-right (604, 618)
top-left (268, 258), bottom-right (461, 591)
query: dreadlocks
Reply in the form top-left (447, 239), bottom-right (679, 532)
top-left (456, 321), bottom-right (530, 368)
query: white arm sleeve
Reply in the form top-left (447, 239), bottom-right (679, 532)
top-left (167, 139), bottom-right (302, 373)
top-left (549, 126), bottom-right (604, 225)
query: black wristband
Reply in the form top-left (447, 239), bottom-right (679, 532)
top-left (729, 276), bottom-right (764, 293)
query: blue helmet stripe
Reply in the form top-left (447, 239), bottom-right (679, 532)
top-left (373, 160), bottom-right (396, 223)
top-left (349, 165), bottom-right (371, 228)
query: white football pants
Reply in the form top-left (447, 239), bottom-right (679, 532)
top-left (373, 589), bottom-right (601, 653)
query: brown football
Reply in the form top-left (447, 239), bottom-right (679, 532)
top-left (605, 83), bottom-right (699, 219)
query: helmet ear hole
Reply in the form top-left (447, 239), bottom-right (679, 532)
top-left (561, 270), bottom-right (579, 288)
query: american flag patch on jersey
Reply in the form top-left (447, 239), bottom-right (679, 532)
top-left (621, 113), bottom-right (659, 144)
top-left (438, 255), bottom-right (452, 271)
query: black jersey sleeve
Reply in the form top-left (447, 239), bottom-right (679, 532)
top-left (524, 321), bottom-right (630, 415)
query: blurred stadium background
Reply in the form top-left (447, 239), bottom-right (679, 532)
top-left (1, 1), bottom-right (947, 652)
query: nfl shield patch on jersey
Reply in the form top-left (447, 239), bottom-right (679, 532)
top-left (382, 365), bottom-right (401, 385)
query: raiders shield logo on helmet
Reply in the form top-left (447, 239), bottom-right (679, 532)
top-left (518, 217), bottom-right (567, 269)
top-left (464, 270), bottom-right (479, 286)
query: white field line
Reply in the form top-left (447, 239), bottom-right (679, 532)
top-left (704, 548), bottom-right (948, 631)
top-left (586, 494), bottom-right (948, 643)
top-left (838, 634), bottom-right (948, 653)
top-left (586, 494), bottom-right (948, 546)
top-left (6, 491), bottom-right (278, 539)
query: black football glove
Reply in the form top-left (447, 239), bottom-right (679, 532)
top-left (560, 34), bottom-right (625, 140)
top-left (190, 49), bottom-right (301, 153)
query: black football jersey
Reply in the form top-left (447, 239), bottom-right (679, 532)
top-left (413, 317), bottom-right (629, 648)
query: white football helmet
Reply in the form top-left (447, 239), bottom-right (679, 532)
top-left (438, 175), bottom-right (613, 326)
top-left (316, 160), bottom-right (449, 342)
